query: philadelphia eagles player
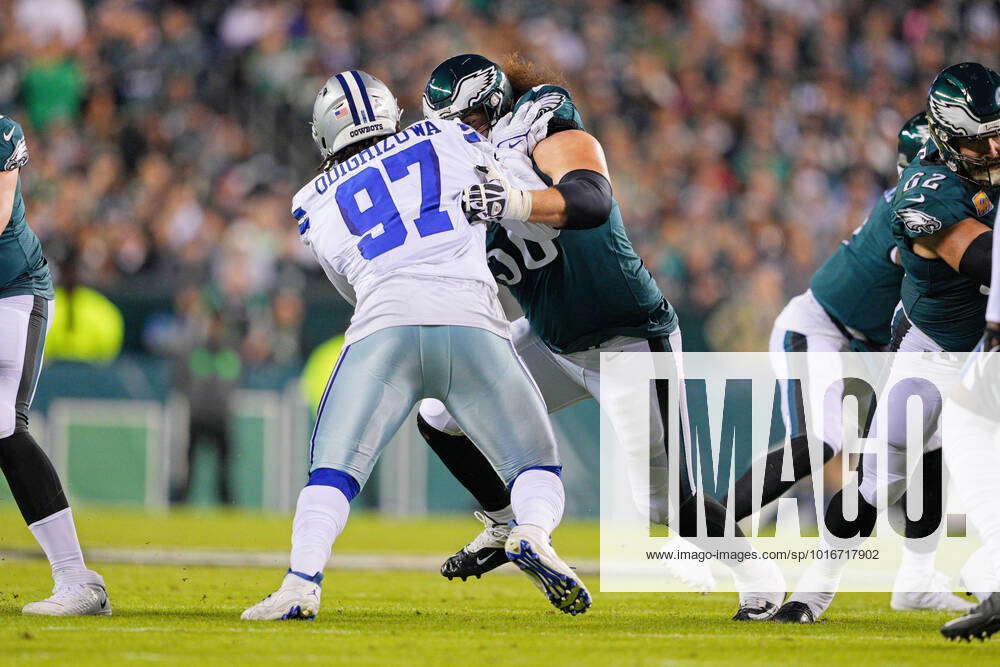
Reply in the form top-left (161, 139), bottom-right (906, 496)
top-left (731, 113), bottom-right (925, 523)
top-left (940, 199), bottom-right (1000, 641)
top-left (721, 112), bottom-right (968, 619)
top-left (0, 115), bottom-right (110, 615)
top-left (417, 54), bottom-right (785, 620)
top-left (778, 62), bottom-right (996, 624)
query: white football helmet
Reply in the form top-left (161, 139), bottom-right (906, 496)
top-left (311, 70), bottom-right (401, 159)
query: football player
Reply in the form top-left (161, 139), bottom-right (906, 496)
top-left (0, 114), bottom-right (110, 615)
top-left (940, 162), bottom-right (1000, 642)
top-left (778, 62), bottom-right (996, 624)
top-left (242, 70), bottom-right (589, 620)
top-left (417, 54), bottom-right (785, 619)
top-left (727, 112), bottom-right (968, 618)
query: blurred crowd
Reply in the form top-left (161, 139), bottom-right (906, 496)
top-left (2, 0), bottom-right (997, 357)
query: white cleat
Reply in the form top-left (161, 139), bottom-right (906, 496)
top-left (241, 570), bottom-right (323, 621)
top-left (505, 524), bottom-right (590, 616)
top-left (891, 570), bottom-right (975, 612)
top-left (22, 570), bottom-right (111, 616)
top-left (661, 536), bottom-right (717, 593)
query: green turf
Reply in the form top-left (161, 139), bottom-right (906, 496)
top-left (1, 506), bottom-right (998, 665)
top-left (0, 505), bottom-right (598, 557)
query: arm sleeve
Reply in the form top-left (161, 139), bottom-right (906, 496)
top-left (958, 230), bottom-right (993, 288)
top-left (988, 213), bottom-right (1000, 324)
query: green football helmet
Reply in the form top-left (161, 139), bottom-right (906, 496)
top-left (896, 111), bottom-right (930, 175)
top-left (422, 54), bottom-right (513, 132)
top-left (926, 62), bottom-right (1000, 187)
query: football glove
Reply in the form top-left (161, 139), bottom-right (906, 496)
top-left (462, 161), bottom-right (532, 224)
top-left (490, 92), bottom-right (562, 154)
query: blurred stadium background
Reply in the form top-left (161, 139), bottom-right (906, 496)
top-left (0, 0), bottom-right (996, 520)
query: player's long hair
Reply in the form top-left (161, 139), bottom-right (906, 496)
top-left (502, 52), bottom-right (567, 98)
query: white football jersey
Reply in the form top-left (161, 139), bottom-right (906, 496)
top-left (293, 119), bottom-right (509, 345)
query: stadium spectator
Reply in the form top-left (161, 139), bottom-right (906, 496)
top-left (0, 0), bottom-right (991, 353)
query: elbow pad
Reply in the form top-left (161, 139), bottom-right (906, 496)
top-left (959, 230), bottom-right (993, 287)
top-left (553, 169), bottom-right (612, 230)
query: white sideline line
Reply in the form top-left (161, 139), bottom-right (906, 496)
top-left (26, 626), bottom-right (932, 643)
top-left (0, 546), bottom-right (601, 576)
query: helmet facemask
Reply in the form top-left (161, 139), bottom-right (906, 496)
top-left (931, 122), bottom-right (1000, 187)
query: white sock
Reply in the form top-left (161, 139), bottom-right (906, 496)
top-left (943, 401), bottom-right (1000, 584)
top-left (789, 535), bottom-right (855, 618)
top-left (289, 485), bottom-right (350, 576)
top-left (900, 542), bottom-right (936, 576)
top-left (28, 507), bottom-right (87, 583)
top-left (484, 505), bottom-right (515, 525)
top-left (510, 469), bottom-right (564, 535)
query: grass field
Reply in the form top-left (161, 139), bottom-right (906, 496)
top-left (2, 506), bottom-right (998, 665)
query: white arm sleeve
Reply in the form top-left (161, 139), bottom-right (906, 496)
top-left (987, 211), bottom-right (1000, 324)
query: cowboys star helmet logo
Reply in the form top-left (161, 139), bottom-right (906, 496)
top-left (3, 136), bottom-right (27, 171)
top-left (897, 208), bottom-right (944, 235)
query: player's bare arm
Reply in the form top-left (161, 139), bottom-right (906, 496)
top-left (519, 130), bottom-right (610, 227)
top-left (463, 129), bottom-right (613, 230)
top-left (913, 217), bottom-right (993, 285)
top-left (0, 168), bottom-right (18, 235)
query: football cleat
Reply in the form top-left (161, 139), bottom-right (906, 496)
top-left (890, 570), bottom-right (975, 612)
top-left (22, 570), bottom-right (111, 617)
top-left (241, 570), bottom-right (323, 621)
top-left (505, 524), bottom-right (590, 615)
top-left (942, 592), bottom-right (1000, 641)
top-left (731, 558), bottom-right (786, 621)
top-left (772, 601), bottom-right (816, 624)
top-left (441, 511), bottom-right (511, 581)
top-left (732, 596), bottom-right (780, 621)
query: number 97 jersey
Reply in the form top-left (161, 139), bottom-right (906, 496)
top-left (292, 119), bottom-right (510, 345)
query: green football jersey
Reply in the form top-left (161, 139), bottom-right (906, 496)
top-left (486, 86), bottom-right (676, 354)
top-left (890, 145), bottom-right (995, 351)
top-left (0, 115), bottom-right (52, 300)
top-left (810, 187), bottom-right (904, 346)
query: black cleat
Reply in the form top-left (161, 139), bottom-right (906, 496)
top-left (440, 512), bottom-right (512, 581)
top-left (772, 601), bottom-right (816, 624)
top-left (732, 598), bottom-right (779, 621)
top-left (942, 592), bottom-right (1000, 641)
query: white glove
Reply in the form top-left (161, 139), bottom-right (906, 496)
top-left (461, 160), bottom-right (532, 224)
top-left (490, 91), bottom-right (564, 154)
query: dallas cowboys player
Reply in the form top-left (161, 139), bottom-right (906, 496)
top-left (417, 54), bottom-right (786, 620)
top-left (242, 70), bottom-right (589, 620)
top-left (779, 62), bottom-right (997, 624)
top-left (0, 114), bottom-right (110, 616)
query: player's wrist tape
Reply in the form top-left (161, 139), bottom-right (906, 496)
top-left (553, 169), bottom-right (612, 229)
top-left (505, 186), bottom-right (532, 222)
top-left (959, 230), bottom-right (993, 287)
